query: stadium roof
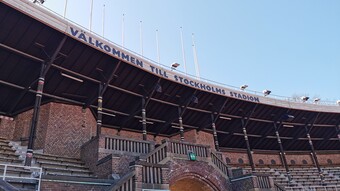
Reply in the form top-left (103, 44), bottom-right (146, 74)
top-left (0, 0), bottom-right (339, 151)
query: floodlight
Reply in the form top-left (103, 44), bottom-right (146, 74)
top-left (313, 98), bottom-right (320, 103)
top-left (301, 96), bottom-right (309, 102)
top-left (240, 85), bottom-right (248, 91)
top-left (263, 89), bottom-right (271, 96)
top-left (171, 62), bottom-right (180, 70)
top-left (337, 100), bottom-right (340, 105)
top-left (155, 83), bottom-right (162, 93)
top-left (282, 114), bottom-right (295, 122)
top-left (191, 96), bottom-right (198, 104)
top-left (33, 0), bottom-right (45, 4)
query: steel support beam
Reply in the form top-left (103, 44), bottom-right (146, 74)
top-left (24, 36), bottom-right (67, 166)
top-left (273, 121), bottom-right (292, 184)
top-left (142, 96), bottom-right (147, 140)
top-left (119, 78), bottom-right (161, 131)
top-left (155, 90), bottom-right (197, 136)
top-left (304, 113), bottom-right (325, 185)
top-left (211, 114), bottom-right (219, 151)
top-left (85, 61), bottom-right (122, 108)
top-left (96, 84), bottom-right (104, 137)
top-left (178, 107), bottom-right (184, 141)
top-left (240, 104), bottom-right (258, 172)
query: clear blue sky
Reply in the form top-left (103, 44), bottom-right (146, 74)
top-left (43, 0), bottom-right (340, 102)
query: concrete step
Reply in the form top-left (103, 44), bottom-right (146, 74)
top-left (37, 161), bottom-right (88, 171)
top-left (0, 156), bottom-right (23, 164)
top-left (33, 153), bottom-right (84, 165)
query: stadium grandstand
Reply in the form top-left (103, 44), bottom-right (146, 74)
top-left (0, 0), bottom-right (339, 190)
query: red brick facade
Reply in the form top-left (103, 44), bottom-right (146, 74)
top-left (10, 102), bottom-right (96, 158)
top-left (0, 118), bottom-right (16, 140)
top-left (2, 102), bottom-right (340, 191)
top-left (171, 129), bottom-right (216, 150)
top-left (40, 181), bottom-right (108, 191)
top-left (168, 159), bottom-right (231, 191)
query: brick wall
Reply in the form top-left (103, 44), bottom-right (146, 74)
top-left (168, 159), bottom-right (231, 191)
top-left (170, 129), bottom-right (215, 150)
top-left (80, 137), bottom-right (99, 173)
top-left (222, 150), bottom-right (250, 166)
top-left (34, 103), bottom-right (50, 150)
top-left (285, 152), bottom-right (314, 165)
top-left (42, 103), bottom-right (95, 158)
top-left (12, 109), bottom-right (33, 141)
top-left (318, 153), bottom-right (340, 165)
top-left (101, 127), bottom-right (166, 144)
top-left (196, 131), bottom-right (215, 150)
top-left (0, 118), bottom-right (16, 140)
top-left (40, 181), bottom-right (108, 191)
top-left (252, 152), bottom-right (282, 166)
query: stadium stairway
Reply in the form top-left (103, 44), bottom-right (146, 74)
top-left (0, 137), bottom-right (114, 191)
top-left (246, 166), bottom-right (340, 191)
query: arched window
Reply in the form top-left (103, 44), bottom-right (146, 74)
top-left (327, 159), bottom-right (333, 165)
top-left (302, 160), bottom-right (308, 165)
top-left (226, 157), bottom-right (231, 164)
top-left (271, 159), bottom-right (276, 165)
top-left (259, 159), bottom-right (264, 165)
top-left (238, 158), bottom-right (244, 164)
top-left (290, 160), bottom-right (296, 165)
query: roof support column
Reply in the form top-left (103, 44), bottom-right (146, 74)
top-left (24, 66), bottom-right (45, 166)
top-left (336, 125), bottom-right (340, 142)
top-left (142, 97), bottom-right (147, 140)
top-left (305, 127), bottom-right (325, 185)
top-left (241, 117), bottom-right (255, 172)
top-left (178, 107), bottom-right (184, 142)
top-left (303, 112), bottom-right (324, 185)
top-left (273, 121), bottom-right (292, 184)
top-left (24, 36), bottom-right (67, 166)
top-left (96, 83), bottom-right (104, 137)
top-left (211, 114), bottom-right (219, 151)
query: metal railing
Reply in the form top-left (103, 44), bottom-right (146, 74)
top-left (144, 142), bottom-right (168, 164)
top-left (141, 163), bottom-right (164, 185)
top-left (104, 136), bottom-right (153, 154)
top-left (0, 163), bottom-right (42, 191)
top-left (274, 182), bottom-right (286, 191)
top-left (211, 151), bottom-right (229, 177)
top-left (109, 170), bottom-right (135, 191)
top-left (168, 140), bottom-right (209, 158)
top-left (253, 174), bottom-right (272, 189)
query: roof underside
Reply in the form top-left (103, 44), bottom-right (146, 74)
top-left (0, 2), bottom-right (339, 151)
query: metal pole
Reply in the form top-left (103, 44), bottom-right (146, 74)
top-left (89, 0), bottom-right (93, 31)
top-left (242, 118), bottom-right (255, 172)
top-left (178, 107), bottom-right (184, 142)
top-left (102, 4), bottom-right (105, 37)
top-left (24, 65), bottom-right (45, 166)
top-left (211, 114), bottom-right (219, 151)
top-left (142, 97), bottom-right (147, 140)
top-left (192, 33), bottom-right (200, 79)
top-left (140, 21), bottom-right (143, 56)
top-left (122, 14), bottom-right (125, 47)
top-left (63, 0), bottom-right (68, 18)
top-left (156, 29), bottom-right (160, 64)
top-left (274, 122), bottom-right (292, 184)
top-left (180, 27), bottom-right (187, 74)
top-left (96, 84), bottom-right (103, 137)
top-left (306, 132), bottom-right (325, 185)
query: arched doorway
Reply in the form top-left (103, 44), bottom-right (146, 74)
top-left (170, 177), bottom-right (214, 191)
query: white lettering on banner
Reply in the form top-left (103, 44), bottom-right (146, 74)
top-left (67, 25), bottom-right (260, 103)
